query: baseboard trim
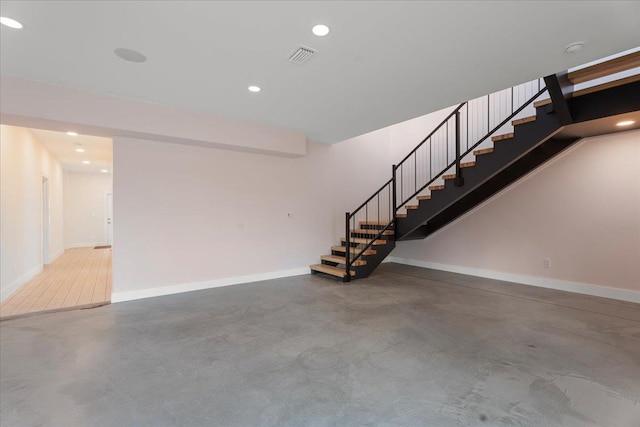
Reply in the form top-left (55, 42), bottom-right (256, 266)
top-left (111, 267), bottom-right (310, 303)
top-left (387, 257), bottom-right (640, 304)
top-left (0, 265), bottom-right (43, 303)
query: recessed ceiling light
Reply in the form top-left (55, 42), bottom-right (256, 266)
top-left (616, 120), bottom-right (635, 127)
top-left (0, 17), bottom-right (23, 29)
top-left (248, 85), bottom-right (261, 93)
top-left (82, 160), bottom-right (90, 164)
top-left (75, 148), bottom-right (85, 153)
top-left (114, 48), bottom-right (147, 63)
top-left (101, 169), bottom-right (109, 173)
top-left (565, 41), bottom-right (584, 54)
top-left (312, 24), bottom-right (330, 37)
top-left (67, 131), bottom-right (78, 136)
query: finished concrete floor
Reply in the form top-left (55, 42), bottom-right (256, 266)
top-left (1, 263), bottom-right (639, 426)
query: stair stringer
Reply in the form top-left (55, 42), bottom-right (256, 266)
top-left (406, 136), bottom-right (583, 240)
top-left (396, 107), bottom-right (564, 239)
top-left (350, 238), bottom-right (396, 280)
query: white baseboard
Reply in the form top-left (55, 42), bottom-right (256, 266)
top-left (111, 267), bottom-right (310, 303)
top-left (65, 242), bottom-right (107, 249)
top-left (0, 265), bottom-right (43, 303)
top-left (387, 256), bottom-right (640, 304)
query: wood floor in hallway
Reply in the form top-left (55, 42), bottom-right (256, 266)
top-left (0, 247), bottom-right (111, 320)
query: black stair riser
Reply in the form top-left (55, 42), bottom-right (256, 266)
top-left (358, 224), bottom-right (393, 231)
top-left (349, 233), bottom-right (393, 240)
top-left (571, 81), bottom-right (640, 122)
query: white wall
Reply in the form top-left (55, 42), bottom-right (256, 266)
top-left (110, 102), bottom-right (427, 301)
top-left (0, 125), bottom-right (64, 301)
top-left (391, 129), bottom-right (640, 300)
top-left (64, 171), bottom-right (113, 248)
top-left (112, 137), bottom-right (338, 301)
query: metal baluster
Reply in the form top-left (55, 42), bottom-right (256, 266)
top-left (345, 212), bottom-right (350, 282)
top-left (446, 119), bottom-right (449, 166)
top-left (429, 138), bottom-right (432, 180)
top-left (377, 193), bottom-right (380, 227)
top-left (400, 164), bottom-right (403, 205)
top-left (487, 94), bottom-right (490, 138)
top-left (455, 111), bottom-right (463, 187)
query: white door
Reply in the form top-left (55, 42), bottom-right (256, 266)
top-left (106, 193), bottom-right (113, 245)
top-left (42, 177), bottom-right (50, 265)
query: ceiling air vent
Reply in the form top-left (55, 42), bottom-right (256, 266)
top-left (288, 46), bottom-right (317, 65)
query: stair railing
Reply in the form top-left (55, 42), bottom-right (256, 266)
top-left (344, 77), bottom-right (548, 281)
top-left (344, 178), bottom-right (394, 282)
top-left (395, 78), bottom-right (547, 211)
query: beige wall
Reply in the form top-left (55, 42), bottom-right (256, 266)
top-left (0, 125), bottom-right (64, 301)
top-left (64, 171), bottom-right (113, 248)
top-left (112, 137), bottom-right (336, 300)
top-left (392, 129), bottom-right (640, 297)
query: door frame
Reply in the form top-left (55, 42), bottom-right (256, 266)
top-left (105, 192), bottom-right (113, 245)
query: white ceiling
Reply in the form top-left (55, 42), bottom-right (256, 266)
top-left (1, 1), bottom-right (639, 143)
top-left (30, 128), bottom-right (112, 173)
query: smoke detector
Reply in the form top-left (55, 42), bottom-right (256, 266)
top-left (565, 41), bottom-right (585, 54)
top-left (288, 46), bottom-right (317, 65)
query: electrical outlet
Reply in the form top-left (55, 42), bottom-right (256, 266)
top-left (543, 258), bottom-right (551, 269)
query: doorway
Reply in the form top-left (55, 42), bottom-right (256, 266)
top-left (0, 127), bottom-right (113, 320)
top-left (42, 176), bottom-right (50, 266)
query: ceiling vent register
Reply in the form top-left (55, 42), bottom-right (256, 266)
top-left (288, 46), bottom-right (317, 64)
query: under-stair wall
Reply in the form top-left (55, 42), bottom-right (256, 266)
top-left (390, 129), bottom-right (640, 301)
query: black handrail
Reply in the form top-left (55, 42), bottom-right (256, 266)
top-left (396, 102), bottom-right (466, 168)
top-left (396, 84), bottom-right (547, 210)
top-left (461, 86), bottom-right (548, 160)
top-left (348, 178), bottom-right (393, 220)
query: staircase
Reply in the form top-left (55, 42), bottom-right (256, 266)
top-left (311, 51), bottom-right (640, 281)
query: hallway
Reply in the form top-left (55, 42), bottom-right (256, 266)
top-left (0, 247), bottom-right (111, 320)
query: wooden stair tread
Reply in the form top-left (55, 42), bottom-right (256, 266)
top-left (460, 161), bottom-right (476, 168)
top-left (534, 74), bottom-right (640, 109)
top-left (341, 237), bottom-right (386, 245)
top-left (359, 220), bottom-right (393, 226)
top-left (429, 185), bottom-right (445, 191)
top-left (417, 195), bottom-right (431, 201)
top-left (352, 228), bottom-right (394, 235)
top-left (405, 204), bottom-right (419, 210)
top-left (396, 213), bottom-right (407, 218)
top-left (534, 98), bottom-right (552, 108)
top-left (568, 51), bottom-right (640, 84)
top-left (572, 73), bottom-right (640, 98)
top-left (321, 255), bottom-right (366, 266)
top-left (331, 246), bottom-right (376, 255)
top-left (310, 264), bottom-right (355, 278)
top-left (443, 174), bottom-right (456, 180)
top-left (512, 116), bottom-right (536, 126)
top-left (491, 133), bottom-right (514, 142)
top-left (474, 147), bottom-right (494, 156)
